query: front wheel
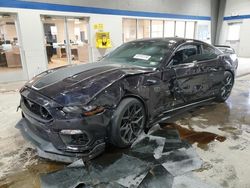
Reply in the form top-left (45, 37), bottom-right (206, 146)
top-left (110, 98), bottom-right (146, 148)
top-left (216, 71), bottom-right (234, 102)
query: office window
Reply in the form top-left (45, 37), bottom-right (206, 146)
top-left (185, 21), bottom-right (195, 39)
top-left (68, 18), bottom-right (89, 65)
top-left (123, 19), bottom-right (137, 42)
top-left (42, 16), bottom-right (90, 69)
top-left (42, 16), bottom-right (68, 68)
top-left (137, 19), bottom-right (150, 39)
top-left (164, 21), bottom-right (175, 37)
top-left (175, 21), bottom-right (185, 38)
top-left (227, 23), bottom-right (241, 41)
top-left (197, 24), bottom-right (210, 42)
top-left (151, 20), bottom-right (163, 38)
top-left (0, 14), bottom-right (23, 77)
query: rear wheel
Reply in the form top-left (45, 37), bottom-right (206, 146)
top-left (216, 71), bottom-right (234, 102)
top-left (110, 98), bottom-right (146, 148)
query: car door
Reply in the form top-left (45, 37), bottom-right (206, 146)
top-left (199, 44), bottom-right (225, 96)
top-left (166, 43), bottom-right (210, 106)
top-left (143, 69), bottom-right (176, 123)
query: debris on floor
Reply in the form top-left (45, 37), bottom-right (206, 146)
top-left (40, 125), bottom-right (219, 188)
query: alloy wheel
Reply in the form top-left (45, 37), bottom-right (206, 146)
top-left (120, 103), bottom-right (145, 144)
top-left (221, 73), bottom-right (233, 100)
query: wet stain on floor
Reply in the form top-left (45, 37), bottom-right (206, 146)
top-left (0, 158), bottom-right (65, 188)
top-left (160, 123), bottom-right (226, 150)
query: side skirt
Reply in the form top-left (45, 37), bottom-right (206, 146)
top-left (148, 97), bottom-right (215, 128)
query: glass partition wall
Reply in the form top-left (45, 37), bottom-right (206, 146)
top-left (123, 18), bottom-right (198, 43)
top-left (137, 19), bottom-right (150, 39)
top-left (0, 13), bottom-right (27, 82)
top-left (123, 19), bottom-right (137, 43)
top-left (151, 20), bottom-right (164, 38)
top-left (41, 16), bottom-right (90, 69)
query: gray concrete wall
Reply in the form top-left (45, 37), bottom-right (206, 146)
top-left (211, 0), bottom-right (220, 45)
top-left (211, 0), bottom-right (226, 45)
top-left (22, 0), bottom-right (211, 17)
top-left (215, 0), bottom-right (226, 45)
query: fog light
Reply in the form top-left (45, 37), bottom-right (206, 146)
top-left (60, 130), bottom-right (90, 147)
top-left (60, 129), bottom-right (83, 135)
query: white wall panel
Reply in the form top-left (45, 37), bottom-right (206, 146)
top-left (220, 0), bottom-right (250, 57)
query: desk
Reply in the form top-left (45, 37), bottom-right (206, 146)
top-left (78, 45), bottom-right (89, 62)
top-left (0, 50), bottom-right (7, 66)
top-left (56, 46), bottom-right (67, 58)
top-left (5, 47), bottom-right (22, 68)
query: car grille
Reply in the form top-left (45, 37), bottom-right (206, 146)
top-left (23, 97), bottom-right (52, 120)
top-left (27, 121), bottom-right (50, 140)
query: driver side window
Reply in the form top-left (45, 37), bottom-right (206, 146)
top-left (172, 44), bottom-right (201, 66)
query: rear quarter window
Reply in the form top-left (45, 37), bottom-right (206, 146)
top-left (200, 45), bottom-right (221, 61)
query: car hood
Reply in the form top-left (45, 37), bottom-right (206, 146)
top-left (25, 62), bottom-right (155, 106)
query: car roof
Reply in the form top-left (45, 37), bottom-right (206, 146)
top-left (127, 37), bottom-right (216, 52)
top-left (130, 37), bottom-right (205, 44)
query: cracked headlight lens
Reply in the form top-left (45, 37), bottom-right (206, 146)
top-left (83, 105), bottom-right (97, 112)
top-left (62, 105), bottom-right (105, 116)
top-left (83, 106), bottom-right (105, 116)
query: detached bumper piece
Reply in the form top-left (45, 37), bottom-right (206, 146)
top-left (40, 125), bottom-right (208, 188)
top-left (16, 118), bottom-right (106, 163)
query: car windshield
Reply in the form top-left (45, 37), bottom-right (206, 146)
top-left (101, 40), bottom-right (174, 67)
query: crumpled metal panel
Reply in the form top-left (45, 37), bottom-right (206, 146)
top-left (41, 154), bottom-right (151, 188)
top-left (138, 165), bottom-right (173, 188)
top-left (40, 125), bottom-right (205, 188)
top-left (131, 135), bottom-right (165, 156)
top-left (158, 148), bottom-right (203, 176)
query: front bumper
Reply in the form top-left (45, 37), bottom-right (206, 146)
top-left (17, 87), bottom-right (114, 163)
top-left (16, 118), bottom-right (106, 163)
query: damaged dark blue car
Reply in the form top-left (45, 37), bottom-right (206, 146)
top-left (16, 38), bottom-right (237, 162)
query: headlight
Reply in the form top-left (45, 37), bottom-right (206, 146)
top-left (83, 106), bottom-right (105, 116)
top-left (62, 106), bottom-right (82, 113)
top-left (62, 105), bottom-right (105, 116)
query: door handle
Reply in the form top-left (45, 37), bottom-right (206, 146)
top-left (144, 79), bottom-right (157, 86)
top-left (189, 60), bottom-right (198, 68)
top-left (192, 60), bottom-right (198, 67)
top-left (208, 67), bottom-right (217, 71)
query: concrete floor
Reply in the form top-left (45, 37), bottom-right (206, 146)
top-left (0, 74), bottom-right (249, 187)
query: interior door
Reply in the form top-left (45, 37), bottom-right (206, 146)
top-left (168, 43), bottom-right (209, 105)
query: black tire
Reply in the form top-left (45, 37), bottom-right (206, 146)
top-left (215, 71), bottom-right (234, 102)
top-left (110, 98), bottom-right (146, 148)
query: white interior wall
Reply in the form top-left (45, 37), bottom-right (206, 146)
top-left (23, 0), bottom-right (211, 17)
top-left (17, 10), bottom-right (48, 79)
top-left (224, 0), bottom-right (250, 16)
top-left (89, 15), bottom-right (123, 61)
top-left (219, 0), bottom-right (250, 57)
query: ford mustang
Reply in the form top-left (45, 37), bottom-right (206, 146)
top-left (17, 38), bottom-right (237, 162)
